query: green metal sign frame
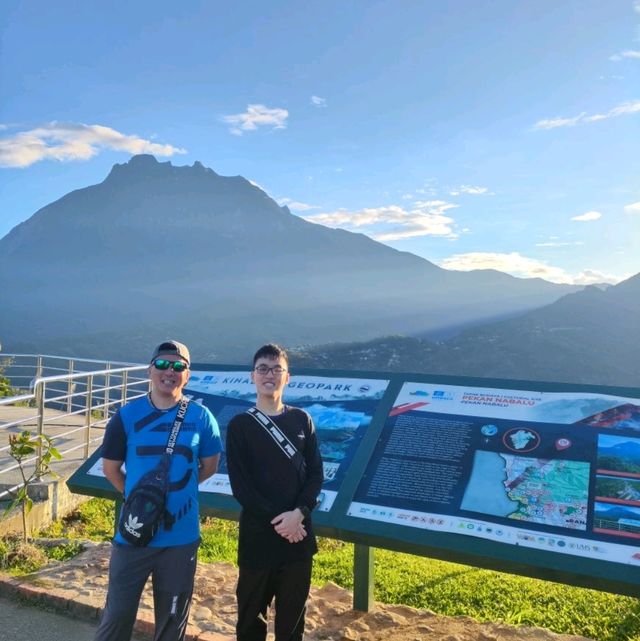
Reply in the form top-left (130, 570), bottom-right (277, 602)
top-left (68, 365), bottom-right (640, 607)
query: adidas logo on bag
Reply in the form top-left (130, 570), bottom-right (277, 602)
top-left (124, 514), bottom-right (144, 538)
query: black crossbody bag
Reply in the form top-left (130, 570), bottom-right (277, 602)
top-left (119, 397), bottom-right (190, 546)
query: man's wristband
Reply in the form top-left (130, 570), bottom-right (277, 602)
top-left (297, 505), bottom-right (311, 520)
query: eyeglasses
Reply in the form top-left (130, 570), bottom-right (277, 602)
top-left (152, 359), bottom-right (189, 373)
top-left (254, 365), bottom-right (287, 376)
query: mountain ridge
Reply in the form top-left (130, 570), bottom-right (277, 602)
top-left (0, 155), bottom-right (582, 364)
top-left (291, 273), bottom-right (640, 387)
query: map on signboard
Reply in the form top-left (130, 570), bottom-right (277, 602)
top-left (461, 451), bottom-right (590, 530)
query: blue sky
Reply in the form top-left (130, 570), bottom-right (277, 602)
top-left (1, 0), bottom-right (639, 284)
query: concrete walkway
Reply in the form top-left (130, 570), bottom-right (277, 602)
top-left (0, 404), bottom-right (105, 498)
top-left (0, 595), bottom-right (146, 641)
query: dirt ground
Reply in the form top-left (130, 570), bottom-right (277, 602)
top-left (13, 542), bottom-right (593, 641)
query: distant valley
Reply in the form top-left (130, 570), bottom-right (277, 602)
top-left (291, 276), bottom-right (640, 388)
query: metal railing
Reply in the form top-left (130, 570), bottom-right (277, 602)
top-left (0, 354), bottom-right (150, 501)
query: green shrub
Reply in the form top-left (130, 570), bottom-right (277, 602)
top-left (0, 540), bottom-right (47, 574)
top-left (43, 541), bottom-right (83, 562)
top-left (0, 536), bottom-right (83, 574)
top-left (38, 498), bottom-right (115, 541)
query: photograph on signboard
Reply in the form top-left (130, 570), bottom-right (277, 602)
top-left (594, 475), bottom-right (640, 507)
top-left (186, 370), bottom-right (389, 511)
top-left (593, 502), bottom-right (640, 539)
top-left (596, 434), bottom-right (640, 475)
top-left (577, 403), bottom-right (640, 431)
top-left (348, 381), bottom-right (640, 566)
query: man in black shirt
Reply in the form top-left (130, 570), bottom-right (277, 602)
top-left (226, 344), bottom-right (323, 641)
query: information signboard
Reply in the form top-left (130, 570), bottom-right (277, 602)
top-left (185, 369), bottom-right (390, 512)
top-left (347, 380), bottom-right (640, 573)
top-left (67, 366), bottom-right (640, 597)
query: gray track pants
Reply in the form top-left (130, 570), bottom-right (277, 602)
top-left (94, 539), bottom-right (199, 641)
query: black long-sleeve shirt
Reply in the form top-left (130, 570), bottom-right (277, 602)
top-left (226, 406), bottom-right (323, 568)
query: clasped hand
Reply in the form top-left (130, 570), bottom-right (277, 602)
top-left (271, 509), bottom-right (307, 543)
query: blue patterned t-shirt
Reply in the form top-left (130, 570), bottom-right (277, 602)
top-left (102, 395), bottom-right (222, 547)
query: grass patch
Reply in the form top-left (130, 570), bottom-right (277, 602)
top-left (0, 537), bottom-right (83, 575)
top-left (36, 499), bottom-right (640, 641)
top-left (38, 497), bottom-right (115, 540)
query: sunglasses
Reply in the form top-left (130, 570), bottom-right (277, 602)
top-left (152, 358), bottom-right (189, 373)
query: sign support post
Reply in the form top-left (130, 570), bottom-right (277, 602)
top-left (353, 543), bottom-right (374, 611)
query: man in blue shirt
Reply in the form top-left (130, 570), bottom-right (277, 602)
top-left (95, 340), bottom-right (222, 641)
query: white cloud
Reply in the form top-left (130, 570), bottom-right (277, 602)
top-left (413, 200), bottom-right (459, 215)
top-left (304, 200), bottom-right (459, 242)
top-left (624, 201), bottom-right (640, 214)
top-left (278, 198), bottom-right (320, 211)
top-left (533, 100), bottom-right (640, 130)
top-left (534, 113), bottom-right (586, 130)
top-left (535, 240), bottom-right (585, 247)
top-left (438, 252), bottom-right (621, 285)
top-left (571, 210), bottom-right (602, 222)
top-left (610, 50), bottom-right (640, 61)
top-left (449, 185), bottom-right (492, 196)
top-left (222, 104), bottom-right (288, 135)
top-left (310, 95), bottom-right (327, 108)
top-left (0, 122), bottom-right (186, 168)
top-left (635, 0), bottom-right (640, 12)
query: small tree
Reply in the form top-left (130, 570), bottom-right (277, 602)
top-left (3, 431), bottom-right (62, 541)
top-left (0, 358), bottom-right (16, 397)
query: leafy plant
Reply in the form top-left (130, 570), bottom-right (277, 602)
top-left (0, 358), bottom-right (17, 398)
top-left (3, 431), bottom-right (62, 542)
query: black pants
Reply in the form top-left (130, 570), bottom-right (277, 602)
top-left (236, 558), bottom-right (313, 641)
top-left (94, 540), bottom-right (199, 641)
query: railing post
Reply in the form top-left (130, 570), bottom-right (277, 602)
top-left (35, 379), bottom-right (45, 474)
top-left (84, 374), bottom-right (94, 459)
top-left (353, 544), bottom-right (375, 612)
top-left (121, 370), bottom-right (128, 406)
top-left (66, 359), bottom-right (75, 414)
top-left (103, 363), bottom-right (111, 420)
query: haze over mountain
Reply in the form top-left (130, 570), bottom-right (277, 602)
top-left (291, 273), bottom-right (640, 388)
top-left (0, 155), bottom-right (580, 363)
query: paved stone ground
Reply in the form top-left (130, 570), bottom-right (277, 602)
top-left (0, 541), bottom-right (592, 641)
top-left (0, 542), bottom-right (232, 641)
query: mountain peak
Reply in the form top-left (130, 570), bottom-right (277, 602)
top-left (128, 153), bottom-right (159, 166)
top-left (105, 153), bottom-right (168, 182)
top-left (104, 155), bottom-right (222, 184)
